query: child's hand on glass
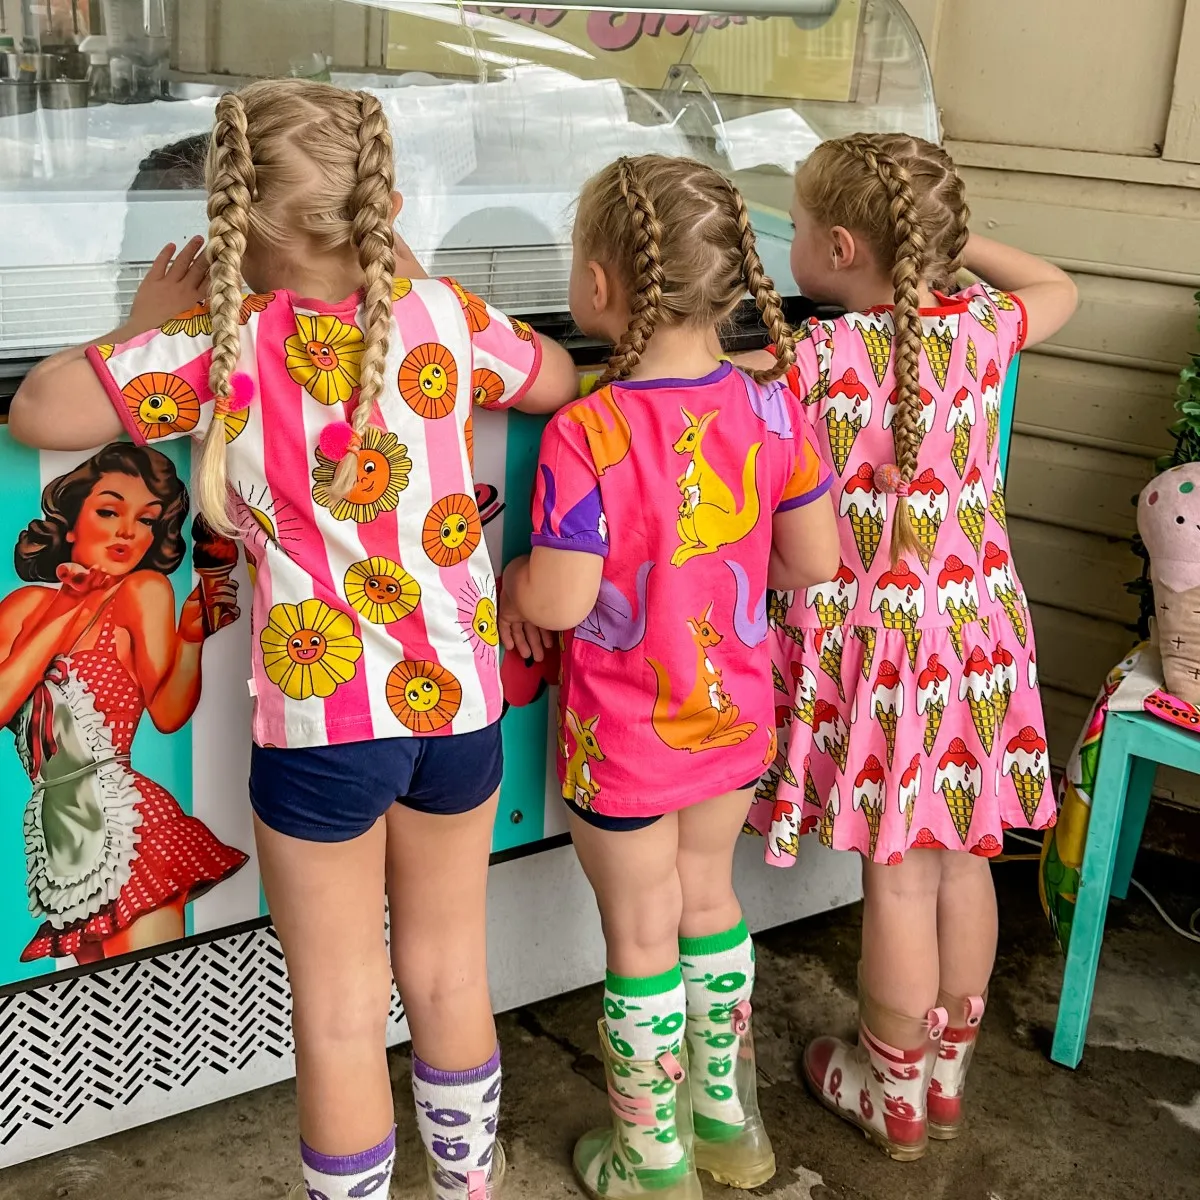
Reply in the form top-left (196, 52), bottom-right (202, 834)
top-left (128, 237), bottom-right (209, 335)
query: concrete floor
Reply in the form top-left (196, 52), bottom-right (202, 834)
top-left (2, 855), bottom-right (1198, 1200)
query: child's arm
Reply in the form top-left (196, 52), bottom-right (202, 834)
top-left (514, 336), bottom-right (580, 414)
top-left (10, 237), bottom-right (209, 451)
top-left (501, 548), bottom-right (603, 643)
top-left (769, 494), bottom-right (840, 591)
top-left (963, 233), bottom-right (1078, 349)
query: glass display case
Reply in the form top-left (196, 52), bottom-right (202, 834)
top-left (0, 1), bottom-right (933, 1168)
top-left (0, 0), bottom-right (936, 363)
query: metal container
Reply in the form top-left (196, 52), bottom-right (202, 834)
top-left (0, 77), bottom-right (36, 115)
top-left (0, 79), bottom-right (38, 178)
top-left (19, 52), bottom-right (60, 81)
top-left (0, 52), bottom-right (20, 80)
top-left (37, 78), bottom-right (89, 109)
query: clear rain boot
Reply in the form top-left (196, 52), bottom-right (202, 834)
top-left (573, 1020), bottom-right (703, 1200)
top-left (689, 1000), bottom-right (776, 1189)
top-left (426, 1138), bottom-right (506, 1200)
top-left (927, 991), bottom-right (986, 1140)
top-left (802, 977), bottom-right (947, 1162)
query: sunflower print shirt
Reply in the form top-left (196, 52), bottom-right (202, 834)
top-left (88, 280), bottom-right (541, 749)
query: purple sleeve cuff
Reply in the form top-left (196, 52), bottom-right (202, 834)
top-left (530, 532), bottom-right (609, 558)
top-left (776, 471), bottom-right (834, 512)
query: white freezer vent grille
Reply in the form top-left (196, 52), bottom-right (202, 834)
top-left (0, 245), bottom-right (571, 357)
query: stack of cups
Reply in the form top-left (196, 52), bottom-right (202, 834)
top-left (38, 77), bottom-right (91, 175)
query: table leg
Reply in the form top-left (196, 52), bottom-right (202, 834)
top-left (1110, 755), bottom-right (1155, 900)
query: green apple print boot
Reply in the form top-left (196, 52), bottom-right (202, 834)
top-left (573, 966), bottom-right (702, 1200)
top-left (680, 921), bottom-right (776, 1189)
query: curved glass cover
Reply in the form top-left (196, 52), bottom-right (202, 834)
top-left (0, 0), bottom-right (935, 358)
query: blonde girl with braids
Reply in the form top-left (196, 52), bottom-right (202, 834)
top-left (738, 134), bottom-right (1077, 1160)
top-left (501, 155), bottom-right (839, 1199)
top-left (11, 79), bottom-right (577, 1200)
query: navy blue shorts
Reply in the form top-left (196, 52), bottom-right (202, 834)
top-left (250, 723), bottom-right (504, 843)
top-left (562, 778), bottom-right (761, 833)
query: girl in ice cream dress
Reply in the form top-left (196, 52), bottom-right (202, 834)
top-left (739, 134), bottom-right (1078, 1160)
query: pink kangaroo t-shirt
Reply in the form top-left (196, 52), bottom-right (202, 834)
top-left (532, 362), bottom-right (832, 818)
top-left (88, 279), bottom-right (540, 750)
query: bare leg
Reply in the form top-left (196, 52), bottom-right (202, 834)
top-left (861, 850), bottom-right (942, 1046)
top-left (676, 786), bottom-right (753, 938)
top-left (936, 852), bottom-right (997, 998)
top-left (384, 792), bottom-right (499, 1070)
top-left (255, 815), bottom-right (393, 1156)
top-left (569, 810), bottom-right (682, 978)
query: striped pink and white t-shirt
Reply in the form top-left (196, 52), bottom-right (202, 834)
top-left (87, 278), bottom-right (541, 750)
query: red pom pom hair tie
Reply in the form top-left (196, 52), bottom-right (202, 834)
top-left (319, 421), bottom-right (362, 461)
top-left (876, 463), bottom-right (909, 496)
top-left (213, 371), bottom-right (256, 422)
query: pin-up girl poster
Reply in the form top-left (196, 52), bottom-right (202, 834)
top-left (0, 442), bottom-right (247, 967)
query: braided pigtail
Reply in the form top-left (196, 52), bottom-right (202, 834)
top-left (329, 91), bottom-right (396, 501)
top-left (597, 157), bottom-right (666, 387)
top-left (198, 92), bottom-right (255, 535)
top-left (730, 182), bottom-right (794, 384)
top-left (840, 136), bottom-right (927, 564)
top-left (941, 170), bottom-right (971, 291)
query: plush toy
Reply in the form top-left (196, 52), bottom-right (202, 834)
top-left (1138, 463), bottom-right (1200, 703)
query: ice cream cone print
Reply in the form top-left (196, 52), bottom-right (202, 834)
top-left (792, 663), bottom-right (818, 726)
top-left (935, 737), bottom-right (982, 843)
top-left (898, 754), bottom-right (921, 834)
top-left (982, 283), bottom-right (1017, 312)
top-left (855, 627), bottom-right (877, 681)
top-left (846, 310), bottom-right (894, 386)
top-left (968, 293), bottom-right (998, 335)
top-left (871, 561), bottom-right (925, 669)
top-left (959, 647), bottom-right (997, 755)
top-left (989, 464), bottom-right (1008, 529)
top-left (957, 467), bottom-right (988, 553)
top-left (1002, 726), bottom-right (1049, 822)
top-left (966, 337), bottom-right (979, 381)
top-left (983, 541), bottom-right (1029, 647)
top-left (917, 655), bottom-right (950, 755)
top-left (822, 368), bottom-right (873, 475)
top-left (884, 385), bottom-right (936, 459)
top-left (921, 314), bottom-right (960, 391)
top-left (805, 320), bottom-right (837, 406)
top-left (819, 780), bottom-right (840, 847)
top-left (908, 469), bottom-right (949, 567)
top-left (992, 644), bottom-right (1017, 734)
top-left (804, 755), bottom-right (820, 809)
top-left (853, 755), bottom-right (886, 858)
top-left (981, 359), bottom-right (1002, 459)
top-left (816, 625), bottom-right (846, 700)
top-left (1028, 652), bottom-right (1038, 691)
top-left (936, 555), bottom-right (980, 662)
top-left (767, 589), bottom-right (792, 630)
top-left (806, 563), bottom-right (859, 628)
top-left (773, 661), bottom-right (788, 695)
top-left (813, 700), bottom-right (849, 773)
top-left (871, 659), bottom-right (904, 768)
top-left (841, 464), bottom-right (886, 571)
top-left (947, 387), bottom-right (977, 479)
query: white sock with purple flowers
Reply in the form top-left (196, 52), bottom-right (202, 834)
top-left (412, 1046), bottom-right (502, 1200)
top-left (300, 1127), bottom-right (395, 1199)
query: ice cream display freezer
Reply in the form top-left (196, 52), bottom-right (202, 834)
top-left (0, 0), bottom-right (938, 1164)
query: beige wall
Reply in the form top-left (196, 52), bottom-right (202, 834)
top-left (905, 0), bottom-right (1200, 806)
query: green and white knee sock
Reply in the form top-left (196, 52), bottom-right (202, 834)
top-left (679, 920), bottom-right (755, 1142)
top-left (603, 965), bottom-right (688, 1175)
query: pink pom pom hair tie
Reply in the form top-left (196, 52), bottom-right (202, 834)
top-left (213, 371), bottom-right (256, 420)
top-left (319, 421), bottom-right (362, 461)
top-left (876, 463), bottom-right (909, 496)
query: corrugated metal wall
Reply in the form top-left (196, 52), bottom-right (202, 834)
top-left (904, 0), bottom-right (1200, 804)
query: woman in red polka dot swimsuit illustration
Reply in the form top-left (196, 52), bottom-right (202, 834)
top-left (0, 442), bottom-right (247, 965)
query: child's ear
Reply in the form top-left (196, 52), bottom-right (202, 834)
top-left (830, 226), bottom-right (859, 272)
top-left (588, 260), bottom-right (610, 314)
top-left (390, 190), bottom-right (403, 223)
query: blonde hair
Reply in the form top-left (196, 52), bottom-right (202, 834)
top-left (795, 134), bottom-right (969, 564)
top-left (576, 155), bottom-right (795, 388)
top-left (198, 79), bottom-right (396, 532)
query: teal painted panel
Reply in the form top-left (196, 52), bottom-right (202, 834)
top-left (999, 353), bottom-right (1020, 479)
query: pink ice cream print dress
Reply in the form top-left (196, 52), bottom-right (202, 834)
top-left (753, 283), bottom-right (1055, 866)
top-left (532, 364), bottom-right (831, 818)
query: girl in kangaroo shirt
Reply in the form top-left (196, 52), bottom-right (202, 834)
top-left (499, 155), bottom-right (839, 1200)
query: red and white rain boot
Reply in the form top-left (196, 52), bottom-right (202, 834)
top-left (802, 981), bottom-right (947, 1162)
top-left (927, 991), bottom-right (986, 1140)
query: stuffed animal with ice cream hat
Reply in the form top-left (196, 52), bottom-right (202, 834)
top-left (1138, 463), bottom-right (1200, 703)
